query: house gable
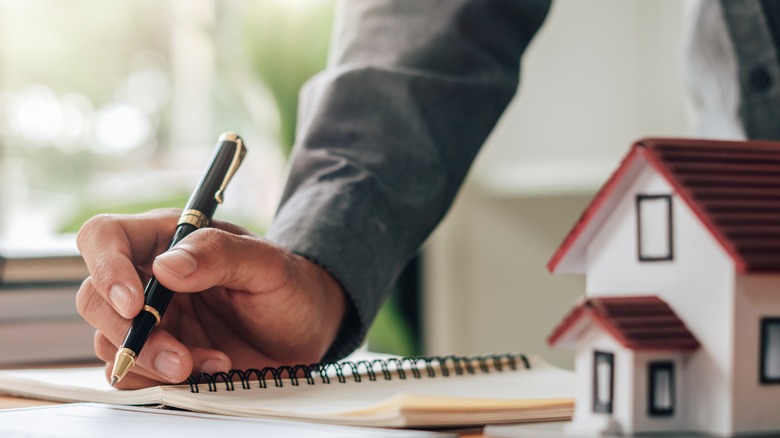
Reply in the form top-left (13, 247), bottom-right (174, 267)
top-left (549, 138), bottom-right (780, 275)
top-left (582, 161), bottom-right (734, 298)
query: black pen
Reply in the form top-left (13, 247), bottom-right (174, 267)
top-left (111, 132), bottom-right (247, 386)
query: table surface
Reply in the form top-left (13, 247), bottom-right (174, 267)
top-left (0, 394), bottom-right (57, 410)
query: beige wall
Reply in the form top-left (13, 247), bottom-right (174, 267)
top-left (423, 0), bottom-right (689, 368)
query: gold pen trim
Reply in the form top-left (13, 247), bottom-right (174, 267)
top-left (178, 209), bottom-right (209, 228)
top-left (218, 132), bottom-right (239, 142)
top-left (214, 134), bottom-right (247, 204)
top-left (111, 347), bottom-right (137, 385)
top-left (143, 305), bottom-right (162, 326)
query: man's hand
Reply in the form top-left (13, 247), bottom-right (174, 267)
top-left (75, 209), bottom-right (346, 389)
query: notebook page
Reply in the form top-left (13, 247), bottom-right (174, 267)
top-left (0, 343), bottom-right (389, 404)
top-left (0, 367), bottom-right (166, 404)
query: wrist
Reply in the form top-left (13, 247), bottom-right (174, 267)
top-left (293, 254), bottom-right (348, 360)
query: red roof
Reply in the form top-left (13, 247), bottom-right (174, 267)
top-left (547, 296), bottom-right (699, 351)
top-left (548, 138), bottom-right (780, 274)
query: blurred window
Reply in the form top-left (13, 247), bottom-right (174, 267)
top-left (0, 0), bottom-right (334, 240)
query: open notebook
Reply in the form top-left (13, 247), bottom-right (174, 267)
top-left (0, 354), bottom-right (575, 428)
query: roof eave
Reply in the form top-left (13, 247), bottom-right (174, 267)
top-left (547, 146), bottom-right (647, 274)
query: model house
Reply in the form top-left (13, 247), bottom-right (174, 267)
top-left (546, 138), bottom-right (780, 436)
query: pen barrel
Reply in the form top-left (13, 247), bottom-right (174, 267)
top-left (122, 222), bottom-right (197, 356)
top-left (143, 277), bottom-right (176, 321)
top-left (120, 308), bottom-right (161, 355)
top-left (166, 222), bottom-right (197, 256)
top-left (141, 222), bottom-right (197, 317)
top-left (183, 137), bottom-right (243, 220)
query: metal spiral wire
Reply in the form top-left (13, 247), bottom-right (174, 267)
top-left (186, 352), bottom-right (530, 393)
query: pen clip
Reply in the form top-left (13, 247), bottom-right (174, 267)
top-left (214, 134), bottom-right (247, 204)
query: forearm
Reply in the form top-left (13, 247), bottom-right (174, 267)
top-left (267, 0), bottom-right (551, 360)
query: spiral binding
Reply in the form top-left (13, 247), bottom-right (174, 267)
top-left (186, 353), bottom-right (530, 393)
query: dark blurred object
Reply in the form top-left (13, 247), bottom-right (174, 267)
top-left (0, 235), bottom-right (96, 366)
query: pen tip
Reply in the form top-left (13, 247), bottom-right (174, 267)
top-left (111, 347), bottom-right (137, 387)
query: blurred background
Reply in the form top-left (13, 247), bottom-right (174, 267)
top-left (0, 0), bottom-right (332, 237)
top-left (0, 0), bottom-right (691, 367)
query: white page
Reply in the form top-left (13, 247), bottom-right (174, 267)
top-left (0, 404), bottom-right (451, 438)
top-left (0, 367), bottom-right (164, 404)
top-left (0, 347), bottom-right (389, 400)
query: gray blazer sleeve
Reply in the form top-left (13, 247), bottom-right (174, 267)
top-left (265, 0), bottom-right (551, 361)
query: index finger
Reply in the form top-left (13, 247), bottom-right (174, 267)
top-left (76, 208), bottom-right (180, 318)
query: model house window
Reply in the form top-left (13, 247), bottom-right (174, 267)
top-left (760, 318), bottom-right (780, 384)
top-left (636, 194), bottom-right (674, 261)
top-left (648, 361), bottom-right (675, 416)
top-left (593, 351), bottom-right (614, 413)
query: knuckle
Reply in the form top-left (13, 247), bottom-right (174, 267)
top-left (197, 227), bottom-right (228, 248)
top-left (212, 218), bottom-right (253, 236)
top-left (262, 246), bottom-right (294, 292)
top-left (83, 259), bottom-right (116, 298)
top-left (83, 213), bottom-right (114, 229)
top-left (76, 278), bottom-right (116, 332)
top-left (75, 278), bottom-right (96, 318)
top-left (271, 251), bottom-right (293, 280)
top-left (76, 214), bottom-right (115, 251)
top-left (189, 228), bottom-right (230, 264)
top-left (81, 213), bottom-right (116, 231)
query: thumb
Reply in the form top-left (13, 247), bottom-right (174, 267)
top-left (151, 227), bottom-right (292, 294)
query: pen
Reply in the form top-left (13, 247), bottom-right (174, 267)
top-left (110, 132), bottom-right (247, 386)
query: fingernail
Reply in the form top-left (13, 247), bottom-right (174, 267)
top-left (200, 358), bottom-right (229, 374)
top-left (109, 284), bottom-right (134, 317)
top-left (155, 350), bottom-right (182, 381)
top-left (155, 249), bottom-right (197, 279)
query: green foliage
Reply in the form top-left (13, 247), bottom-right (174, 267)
top-left (367, 299), bottom-right (418, 357)
top-left (237, 1), bottom-right (335, 155)
top-left (58, 193), bottom-right (191, 233)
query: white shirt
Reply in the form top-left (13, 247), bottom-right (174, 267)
top-left (683, 0), bottom-right (745, 140)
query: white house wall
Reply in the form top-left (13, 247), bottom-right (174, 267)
top-left (732, 275), bottom-right (780, 433)
top-left (569, 326), bottom-right (634, 435)
top-left (584, 164), bottom-right (736, 435)
top-left (631, 351), bottom-right (687, 433)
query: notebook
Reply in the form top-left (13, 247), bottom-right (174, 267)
top-left (0, 353), bottom-right (575, 428)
